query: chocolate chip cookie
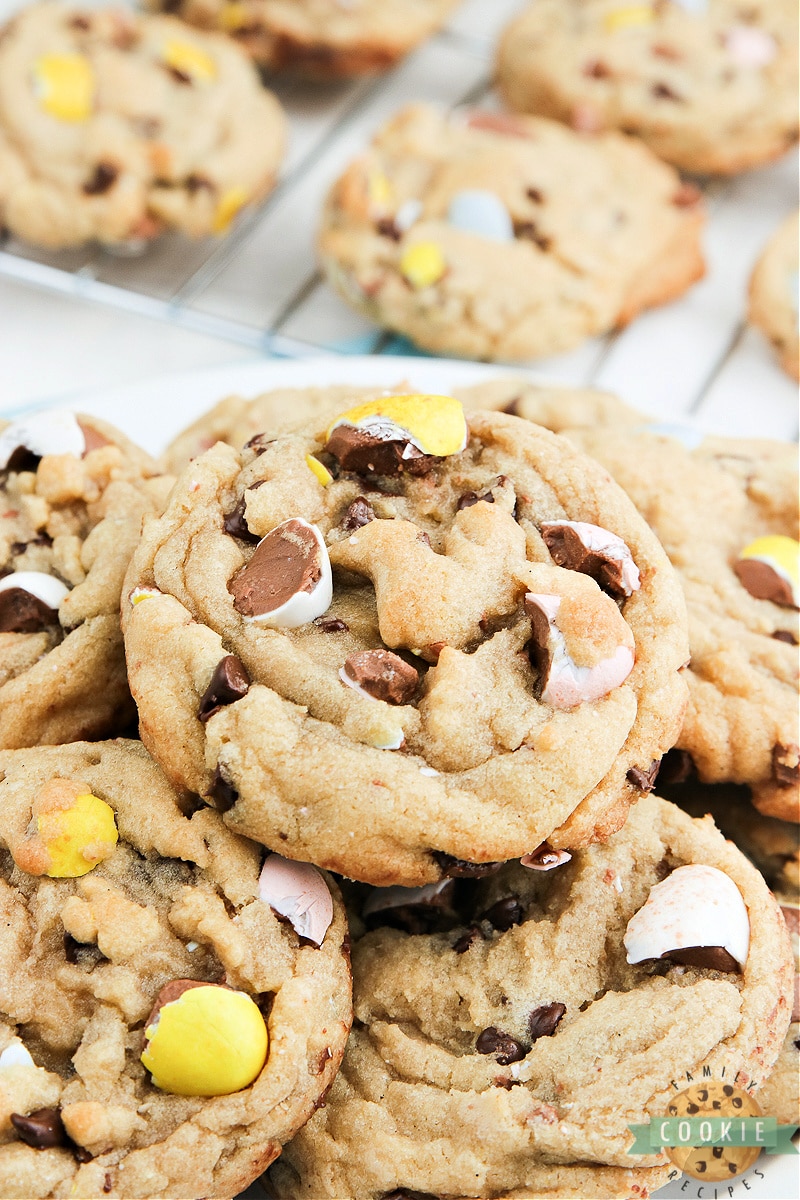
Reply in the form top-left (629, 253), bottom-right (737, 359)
top-left (122, 393), bottom-right (689, 886)
top-left (0, 409), bottom-right (172, 749)
top-left (144, 0), bottom-right (460, 79)
top-left (0, 739), bottom-right (352, 1200)
top-left (496, 0), bottom-right (799, 175)
top-left (318, 104), bottom-right (705, 361)
top-left (749, 210), bottom-right (800, 381)
top-left (265, 793), bottom-right (793, 1198)
top-left (0, 2), bottom-right (286, 250)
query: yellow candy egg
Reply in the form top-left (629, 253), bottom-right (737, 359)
top-left (737, 535), bottom-right (799, 607)
top-left (367, 171), bottom-right (394, 212)
top-left (33, 54), bottom-right (94, 122)
top-left (399, 242), bottom-right (447, 290)
top-left (603, 5), bottom-right (655, 32)
top-left (213, 186), bottom-right (249, 234)
top-left (328, 394), bottom-right (467, 457)
top-left (38, 792), bottom-right (118, 878)
top-left (163, 40), bottom-right (217, 84)
top-left (219, 2), bottom-right (249, 31)
top-left (141, 984), bottom-right (268, 1096)
top-left (305, 454), bottom-right (333, 486)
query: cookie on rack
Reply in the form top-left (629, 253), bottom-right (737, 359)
top-left (266, 793), bottom-right (793, 1198)
top-left (122, 392), bottom-right (689, 886)
top-left (0, 408), bottom-right (171, 748)
top-left (0, 739), bottom-right (352, 1200)
top-left (144, 0), bottom-right (460, 79)
top-left (318, 104), bottom-right (705, 361)
top-left (496, 0), bottom-right (799, 176)
top-left (748, 211), bottom-right (799, 381)
top-left (0, 2), bottom-right (286, 250)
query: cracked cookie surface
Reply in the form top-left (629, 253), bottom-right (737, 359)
top-left (0, 2), bottom-right (285, 250)
top-left (317, 103), bottom-right (705, 361)
top-left (0, 739), bottom-right (352, 1200)
top-left (123, 398), bottom-right (689, 886)
top-left (748, 211), bottom-right (799, 381)
top-left (266, 794), bottom-right (792, 1199)
top-left (496, 0), bottom-right (799, 175)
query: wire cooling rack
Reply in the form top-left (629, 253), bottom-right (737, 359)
top-left (0, 0), bottom-right (797, 440)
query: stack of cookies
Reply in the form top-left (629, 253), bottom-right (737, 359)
top-left (0, 382), bottom-right (794, 1199)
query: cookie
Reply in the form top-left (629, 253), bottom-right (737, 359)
top-left (144, 0), bottom-right (460, 79)
top-left (0, 739), bottom-right (352, 1200)
top-left (318, 104), bottom-right (705, 361)
top-left (496, 0), bottom-right (799, 176)
top-left (265, 794), bottom-right (793, 1198)
top-left (0, 2), bottom-right (286, 250)
top-left (757, 893), bottom-right (799, 1126)
top-left (0, 408), bottom-right (171, 749)
top-left (122, 393), bottom-right (689, 887)
top-left (748, 211), bottom-right (800, 381)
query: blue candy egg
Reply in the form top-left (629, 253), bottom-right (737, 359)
top-left (447, 190), bottom-right (514, 242)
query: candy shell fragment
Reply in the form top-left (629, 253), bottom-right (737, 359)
top-left (603, 5), bottom-right (654, 32)
top-left (258, 853), bottom-right (334, 946)
top-left (399, 242), bottom-right (446, 289)
top-left (229, 518), bottom-right (333, 628)
top-left (32, 54), bottom-right (93, 121)
top-left (213, 186), bottom-right (249, 234)
top-left (0, 410), bottom-right (85, 469)
top-left (447, 190), bottom-right (514, 242)
top-left (305, 454), bottom-right (333, 486)
top-left (327, 394), bottom-right (467, 460)
top-left (525, 592), bottom-right (635, 708)
top-left (37, 791), bottom-right (118, 878)
top-left (735, 535), bottom-right (799, 608)
top-left (163, 39), bottom-right (217, 83)
top-left (725, 25), bottom-right (777, 67)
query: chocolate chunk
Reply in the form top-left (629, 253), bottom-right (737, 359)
top-left (186, 173), bottom-right (213, 194)
top-left (0, 588), bottom-right (59, 633)
top-left (627, 760), bottom-right (661, 793)
top-left (207, 765), bottom-right (238, 812)
top-left (652, 81), bottom-right (683, 100)
top-left (772, 629), bottom-right (798, 644)
top-left (528, 1002), bottom-right (566, 1042)
top-left (376, 217), bottom-right (402, 240)
top-left (198, 655), bottom-right (250, 722)
top-left (494, 1076), bottom-right (521, 1089)
top-left (514, 221), bottom-right (550, 250)
top-left (381, 1192), bottom-right (439, 1200)
top-left (223, 496), bottom-right (260, 543)
top-left (658, 748), bottom-right (696, 785)
top-left (665, 947), bottom-right (740, 973)
top-left (10, 1108), bottom-right (66, 1149)
top-left (342, 497), bottom-right (376, 530)
top-left (343, 649), bottom-right (418, 705)
top-left (735, 558), bottom-right (796, 607)
top-left (502, 397), bottom-right (522, 416)
top-left (457, 489), bottom-right (495, 511)
top-left (583, 59), bottom-right (612, 77)
top-left (526, 187), bottom-right (544, 203)
top-left (367, 882), bottom-right (457, 936)
top-left (166, 65), bottom-right (192, 84)
top-left (433, 852), bottom-right (502, 879)
top-left (63, 933), bottom-right (103, 966)
top-left (229, 519), bottom-right (322, 619)
top-left (481, 896), bottom-right (523, 931)
top-left (541, 522), bottom-right (637, 599)
top-left (475, 1027), bottom-right (527, 1065)
top-left (325, 425), bottom-right (434, 477)
top-left (772, 742), bottom-right (799, 788)
top-left (10, 533), bottom-right (53, 555)
top-left (314, 616), bottom-right (349, 633)
top-left (3, 446), bottom-right (40, 474)
top-left (453, 925), bottom-right (482, 954)
top-left (83, 162), bottom-right (118, 195)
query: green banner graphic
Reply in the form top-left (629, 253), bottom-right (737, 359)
top-left (627, 1117), bottom-right (799, 1155)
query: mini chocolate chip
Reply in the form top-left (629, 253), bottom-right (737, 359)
top-left (665, 946), bottom-right (740, 972)
top-left (207, 765), bottom-right (238, 812)
top-left (83, 162), bottom-right (118, 195)
top-left (198, 655), bottom-right (250, 722)
top-left (242, 433), bottom-right (276, 455)
top-left (528, 1002), bottom-right (566, 1042)
top-left (314, 616), bottom-right (349, 633)
top-left (75, 1146), bottom-right (93, 1163)
top-left (658, 748), bottom-right (695, 784)
top-left (526, 187), bottom-right (544, 203)
top-left (433, 852), bottom-right (502, 879)
top-left (626, 760), bottom-right (661, 793)
top-left (11, 1108), bottom-right (66, 1149)
top-left (515, 221), bottom-right (550, 250)
top-left (772, 629), bottom-right (798, 644)
top-left (166, 65), bottom-right (192, 84)
top-left (103, 1173), bottom-right (113, 1194)
top-left (475, 1027), bottom-right (526, 1065)
top-left (652, 81), bottom-right (683, 100)
top-left (376, 217), bottom-right (402, 240)
top-left (494, 1076), bottom-right (521, 1089)
top-left (222, 496), bottom-right (260, 543)
top-left (453, 925), bottom-right (482, 954)
top-left (69, 14), bottom-right (91, 28)
top-left (343, 649), bottom-right (418, 705)
top-left (481, 896), bottom-right (523, 931)
top-left (381, 1192), bottom-right (439, 1200)
top-left (186, 173), bottom-right (213, 194)
top-left (457, 488), bottom-right (496, 511)
top-left (326, 425), bottom-right (435, 477)
top-left (0, 588), bottom-right (59, 633)
top-left (583, 59), bottom-right (612, 77)
top-left (63, 932), bottom-right (103, 966)
top-left (772, 742), bottom-right (799, 788)
top-left (342, 497), bottom-right (376, 531)
top-left (10, 533), bottom-right (53, 555)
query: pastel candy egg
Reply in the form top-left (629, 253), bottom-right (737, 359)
top-left (735, 535), bottom-right (799, 608)
top-left (141, 981), bottom-right (268, 1096)
top-left (38, 791), bottom-right (118, 878)
top-left (163, 40), bottom-right (217, 83)
top-left (32, 54), bottom-right (94, 122)
top-left (213, 186), bottom-right (249, 234)
top-left (327, 394), bottom-right (467, 458)
top-left (671, 0), bottom-right (707, 13)
top-left (399, 242), bottom-right (446, 289)
top-left (603, 5), bottom-right (654, 33)
top-left (447, 190), bottom-right (513, 242)
top-left (724, 25), bottom-right (777, 67)
top-left (368, 171), bottom-right (394, 212)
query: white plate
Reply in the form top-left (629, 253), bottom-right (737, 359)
top-left (7, 356), bottom-right (796, 1200)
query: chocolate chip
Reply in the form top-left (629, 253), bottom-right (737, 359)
top-left (772, 742), bottom-right (799, 788)
top-left (381, 1192), bottom-right (439, 1200)
top-left (83, 162), bottom-right (118, 196)
top-left (457, 489), bottom-right (495, 511)
top-left (475, 1027), bottom-right (526, 1065)
top-left (515, 221), bottom-right (550, 250)
top-left (376, 217), bottom-right (402, 240)
top-left (242, 433), bottom-right (276, 455)
top-left (103, 1173), bottom-right (113, 1194)
top-left (341, 497), bottom-right (376, 530)
top-left (198, 655), bottom-right (250, 722)
top-left (772, 629), bottom-right (798, 644)
top-left (665, 947), bottom-right (741, 972)
top-left (342, 649), bottom-right (418, 705)
top-left (652, 82), bottom-right (683, 100)
top-left (453, 925), bottom-right (482, 954)
top-left (658, 748), bottom-right (696, 785)
top-left (502, 397), bottom-right (521, 416)
top-left (526, 187), bottom-right (544, 203)
top-left (207, 765), bottom-right (238, 812)
top-left (186, 173), bottom-right (213, 194)
top-left (433, 853), bottom-right (502, 879)
top-left (229, 518), bottom-right (323, 620)
top-left (69, 14), bottom-right (91, 29)
top-left (494, 1076), bottom-right (521, 1089)
top-left (481, 896), bottom-right (523, 931)
top-left (627, 760), bottom-right (661, 793)
top-left (325, 425), bottom-right (434, 477)
top-left (63, 933), bottom-right (103, 966)
top-left (10, 1108), bottom-right (66, 1149)
top-left (583, 59), bottom-right (612, 77)
top-left (528, 1002), bottom-right (566, 1042)
top-left (166, 65), bottom-right (192, 84)
top-left (314, 616), bottom-right (349, 633)
top-left (223, 495), bottom-right (260, 543)
top-left (0, 588), bottom-right (59, 633)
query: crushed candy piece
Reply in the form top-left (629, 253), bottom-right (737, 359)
top-left (603, 5), bottom-right (654, 32)
top-left (163, 39), bottom-right (217, 83)
top-left (735, 535), bottom-right (799, 608)
top-left (229, 518), bottom-right (333, 628)
top-left (36, 789), bottom-right (118, 878)
top-left (213, 186), bottom-right (249, 234)
top-left (0, 571), bottom-right (69, 633)
top-left (0, 409), bottom-right (85, 469)
top-left (305, 454), bottom-right (333, 486)
top-left (326, 394), bottom-right (467, 465)
top-left (541, 520), bottom-right (640, 599)
top-left (399, 241), bottom-right (446, 289)
top-left (32, 54), bottom-right (93, 121)
top-left (447, 189), bottom-right (514, 242)
top-left (525, 591), bottom-right (635, 708)
top-left (724, 25), bottom-right (777, 67)
top-left (258, 853), bottom-right (333, 946)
